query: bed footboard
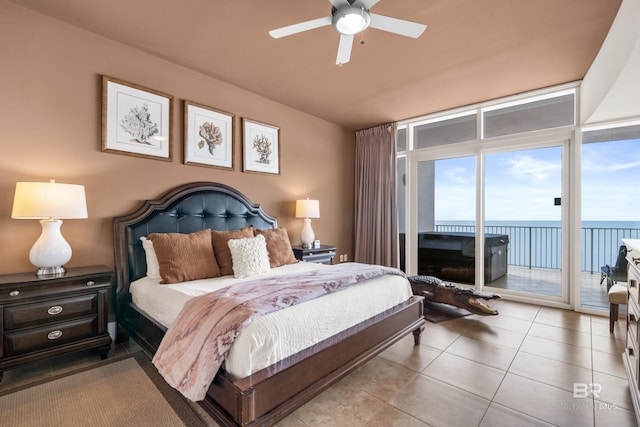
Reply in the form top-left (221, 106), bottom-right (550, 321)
top-left (203, 295), bottom-right (425, 427)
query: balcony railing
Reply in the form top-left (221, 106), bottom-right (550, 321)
top-left (434, 224), bottom-right (640, 273)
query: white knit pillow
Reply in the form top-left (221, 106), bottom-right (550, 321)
top-left (140, 237), bottom-right (161, 279)
top-left (228, 234), bottom-right (271, 279)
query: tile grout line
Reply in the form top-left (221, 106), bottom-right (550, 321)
top-left (474, 304), bottom-right (543, 427)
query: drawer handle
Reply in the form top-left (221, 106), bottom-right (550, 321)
top-left (48, 305), bottom-right (63, 315)
top-left (631, 280), bottom-right (637, 288)
top-left (86, 280), bottom-right (95, 286)
top-left (47, 330), bottom-right (63, 340)
top-left (631, 314), bottom-right (637, 323)
top-left (630, 348), bottom-right (635, 357)
top-left (9, 290), bottom-right (20, 297)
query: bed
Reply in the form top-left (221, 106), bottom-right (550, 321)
top-left (113, 181), bottom-right (425, 426)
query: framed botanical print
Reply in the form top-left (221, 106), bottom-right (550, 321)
top-left (242, 118), bottom-right (280, 175)
top-left (184, 101), bottom-right (234, 170)
top-left (101, 76), bottom-right (173, 160)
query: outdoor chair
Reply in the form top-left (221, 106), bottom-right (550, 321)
top-left (600, 245), bottom-right (628, 291)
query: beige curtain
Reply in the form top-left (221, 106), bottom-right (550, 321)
top-left (354, 122), bottom-right (398, 267)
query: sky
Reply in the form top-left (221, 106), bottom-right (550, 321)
top-left (432, 139), bottom-right (640, 222)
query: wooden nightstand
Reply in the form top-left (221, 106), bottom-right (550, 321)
top-left (292, 245), bottom-right (337, 265)
top-left (0, 265), bottom-right (113, 382)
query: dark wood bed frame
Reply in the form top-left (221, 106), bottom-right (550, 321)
top-left (113, 181), bottom-right (425, 427)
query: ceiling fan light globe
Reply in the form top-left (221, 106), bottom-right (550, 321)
top-left (333, 7), bottom-right (370, 35)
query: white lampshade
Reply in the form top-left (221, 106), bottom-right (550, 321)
top-left (12, 180), bottom-right (88, 219)
top-left (295, 199), bottom-right (320, 219)
top-left (12, 180), bottom-right (88, 276)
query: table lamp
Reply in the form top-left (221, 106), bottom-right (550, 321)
top-left (295, 198), bottom-right (320, 249)
top-left (11, 180), bottom-right (88, 276)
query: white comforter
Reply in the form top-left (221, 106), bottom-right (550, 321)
top-left (130, 262), bottom-right (412, 378)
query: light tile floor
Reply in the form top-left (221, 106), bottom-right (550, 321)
top-left (277, 299), bottom-right (637, 427)
top-left (0, 300), bottom-right (637, 427)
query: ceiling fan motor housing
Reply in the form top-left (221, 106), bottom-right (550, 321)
top-left (332, 5), bottom-right (371, 35)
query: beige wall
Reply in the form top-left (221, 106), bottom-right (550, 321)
top-left (0, 2), bottom-right (355, 275)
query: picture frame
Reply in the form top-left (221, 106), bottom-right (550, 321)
top-left (101, 76), bottom-right (173, 161)
top-left (242, 118), bottom-right (280, 175)
top-left (184, 101), bottom-right (234, 170)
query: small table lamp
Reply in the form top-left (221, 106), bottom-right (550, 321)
top-left (11, 180), bottom-right (88, 276)
top-left (295, 198), bottom-right (320, 249)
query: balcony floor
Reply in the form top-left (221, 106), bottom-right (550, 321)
top-left (460, 265), bottom-right (615, 312)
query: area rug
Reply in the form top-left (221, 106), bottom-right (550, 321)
top-left (0, 352), bottom-right (208, 427)
top-left (423, 300), bottom-right (471, 323)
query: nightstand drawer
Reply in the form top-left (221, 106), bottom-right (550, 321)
top-left (0, 267), bottom-right (112, 302)
top-left (628, 329), bottom-right (639, 382)
top-left (301, 252), bottom-right (336, 264)
top-left (4, 316), bottom-right (98, 356)
top-left (629, 264), bottom-right (640, 306)
top-left (292, 245), bottom-right (337, 265)
top-left (4, 294), bottom-right (97, 330)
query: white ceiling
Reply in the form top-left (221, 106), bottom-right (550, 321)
top-left (11, 0), bottom-right (622, 130)
top-left (581, 0), bottom-right (640, 125)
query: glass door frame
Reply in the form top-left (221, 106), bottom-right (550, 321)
top-left (404, 129), bottom-right (576, 308)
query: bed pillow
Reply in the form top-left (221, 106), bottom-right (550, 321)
top-left (140, 237), bottom-right (161, 279)
top-left (228, 234), bottom-right (270, 279)
top-left (254, 228), bottom-right (298, 268)
top-left (211, 226), bottom-right (254, 276)
top-left (148, 229), bottom-right (220, 284)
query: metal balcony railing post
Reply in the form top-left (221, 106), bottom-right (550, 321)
top-left (590, 228), bottom-right (594, 274)
top-left (529, 227), bottom-right (532, 269)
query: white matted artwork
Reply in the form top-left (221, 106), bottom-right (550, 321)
top-left (184, 101), bottom-right (234, 170)
top-left (101, 76), bottom-right (173, 160)
top-left (242, 118), bottom-right (280, 175)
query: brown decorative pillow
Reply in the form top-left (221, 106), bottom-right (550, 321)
top-left (255, 227), bottom-right (298, 268)
top-left (211, 226), bottom-right (254, 275)
top-left (148, 229), bottom-right (220, 284)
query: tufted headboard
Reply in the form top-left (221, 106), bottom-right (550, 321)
top-left (112, 182), bottom-right (277, 307)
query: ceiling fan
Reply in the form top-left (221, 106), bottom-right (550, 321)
top-left (269, 0), bottom-right (427, 65)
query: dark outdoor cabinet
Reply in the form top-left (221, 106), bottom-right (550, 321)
top-left (417, 232), bottom-right (509, 284)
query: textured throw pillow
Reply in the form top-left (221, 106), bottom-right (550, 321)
top-left (228, 234), bottom-right (270, 279)
top-left (254, 228), bottom-right (298, 268)
top-left (211, 226), bottom-right (254, 276)
top-left (148, 229), bottom-right (220, 284)
top-left (140, 237), bottom-right (161, 279)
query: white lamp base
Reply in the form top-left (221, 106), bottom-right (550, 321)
top-left (300, 218), bottom-right (315, 249)
top-left (29, 219), bottom-right (72, 276)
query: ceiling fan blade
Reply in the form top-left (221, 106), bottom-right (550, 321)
top-left (329, 0), bottom-right (352, 8)
top-left (369, 13), bottom-right (427, 38)
top-left (269, 16), bottom-right (332, 39)
top-left (336, 34), bottom-right (354, 65)
top-left (360, 0), bottom-right (381, 8)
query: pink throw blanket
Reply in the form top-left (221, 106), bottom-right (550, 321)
top-left (152, 262), bottom-right (405, 401)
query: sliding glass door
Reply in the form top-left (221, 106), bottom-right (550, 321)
top-left (483, 146), bottom-right (564, 299)
top-left (399, 84), bottom-right (576, 307)
top-left (580, 126), bottom-right (640, 311)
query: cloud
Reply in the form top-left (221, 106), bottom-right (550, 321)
top-left (503, 155), bottom-right (560, 183)
top-left (608, 159), bottom-right (640, 171)
top-left (582, 140), bottom-right (640, 173)
top-left (444, 166), bottom-right (475, 185)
